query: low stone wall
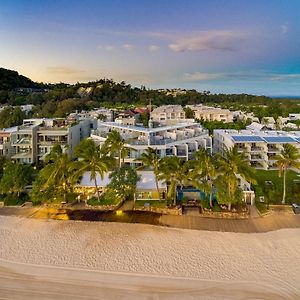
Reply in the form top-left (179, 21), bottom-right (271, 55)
top-left (201, 209), bottom-right (250, 219)
top-left (268, 205), bottom-right (294, 215)
top-left (133, 206), bottom-right (182, 216)
top-left (85, 204), bottom-right (120, 211)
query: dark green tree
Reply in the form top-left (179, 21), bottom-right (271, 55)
top-left (0, 162), bottom-right (32, 196)
top-left (106, 165), bottom-right (140, 201)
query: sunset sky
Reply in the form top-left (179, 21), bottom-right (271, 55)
top-left (1, 0), bottom-right (300, 95)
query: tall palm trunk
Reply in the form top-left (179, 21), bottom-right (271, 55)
top-left (94, 177), bottom-right (101, 202)
top-left (118, 149), bottom-right (122, 168)
top-left (208, 177), bottom-right (213, 208)
top-left (209, 188), bottom-right (213, 208)
top-left (173, 182), bottom-right (177, 206)
top-left (227, 181), bottom-right (232, 211)
top-left (63, 180), bottom-right (67, 203)
top-left (154, 173), bottom-right (161, 201)
top-left (282, 168), bottom-right (286, 204)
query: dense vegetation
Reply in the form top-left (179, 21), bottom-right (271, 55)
top-left (0, 68), bottom-right (43, 90)
top-left (1, 67), bottom-right (300, 123)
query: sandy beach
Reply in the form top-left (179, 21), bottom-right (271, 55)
top-left (1, 215), bottom-right (300, 299)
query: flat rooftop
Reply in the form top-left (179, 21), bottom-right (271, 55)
top-left (216, 129), bottom-right (300, 144)
top-left (99, 122), bottom-right (203, 133)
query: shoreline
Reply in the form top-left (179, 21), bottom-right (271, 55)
top-left (1, 258), bottom-right (298, 300)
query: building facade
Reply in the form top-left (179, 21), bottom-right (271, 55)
top-left (150, 105), bottom-right (186, 125)
top-left (187, 105), bottom-right (233, 123)
top-left (91, 121), bottom-right (212, 166)
top-left (2, 118), bottom-right (92, 164)
top-left (213, 129), bottom-right (300, 169)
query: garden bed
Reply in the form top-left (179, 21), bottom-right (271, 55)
top-left (134, 200), bottom-right (182, 215)
top-left (201, 210), bottom-right (249, 219)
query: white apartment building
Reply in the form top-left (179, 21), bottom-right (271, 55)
top-left (289, 113), bottom-right (300, 121)
top-left (150, 105), bottom-right (186, 125)
top-left (187, 105), bottom-right (233, 123)
top-left (213, 129), bottom-right (300, 169)
top-left (68, 108), bottom-right (113, 123)
top-left (0, 127), bottom-right (16, 158)
top-left (91, 121), bottom-right (212, 166)
top-left (233, 111), bottom-right (260, 123)
top-left (3, 118), bottom-right (91, 164)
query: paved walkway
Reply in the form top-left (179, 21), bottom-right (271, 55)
top-left (159, 213), bottom-right (300, 233)
top-left (118, 200), bottom-right (134, 211)
top-left (0, 206), bottom-right (299, 233)
top-left (248, 205), bottom-right (260, 218)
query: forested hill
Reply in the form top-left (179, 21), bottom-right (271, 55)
top-left (0, 68), bottom-right (43, 90)
top-left (1, 67), bottom-right (300, 120)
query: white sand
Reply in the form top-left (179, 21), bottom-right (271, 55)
top-left (1, 215), bottom-right (300, 296)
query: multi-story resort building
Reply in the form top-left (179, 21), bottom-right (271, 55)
top-left (1, 118), bottom-right (92, 164)
top-left (187, 105), bottom-right (234, 123)
top-left (0, 129), bottom-right (13, 157)
top-left (213, 129), bottom-right (300, 169)
top-left (150, 105), bottom-right (187, 125)
top-left (91, 121), bottom-right (212, 166)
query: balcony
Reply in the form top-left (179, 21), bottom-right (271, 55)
top-left (250, 147), bottom-right (265, 152)
top-left (250, 155), bottom-right (266, 161)
top-left (267, 147), bottom-right (282, 153)
top-left (38, 140), bottom-right (68, 146)
top-left (237, 146), bottom-right (250, 152)
top-left (177, 151), bottom-right (187, 156)
top-left (12, 138), bottom-right (32, 146)
top-left (12, 151), bottom-right (32, 159)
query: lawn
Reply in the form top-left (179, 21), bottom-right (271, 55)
top-left (253, 170), bottom-right (300, 204)
top-left (134, 200), bottom-right (167, 209)
top-left (87, 197), bottom-right (121, 206)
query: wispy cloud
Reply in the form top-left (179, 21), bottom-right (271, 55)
top-left (122, 43), bottom-right (134, 51)
top-left (183, 71), bottom-right (300, 82)
top-left (148, 44), bottom-right (160, 52)
top-left (281, 24), bottom-right (288, 35)
top-left (270, 73), bottom-right (300, 81)
top-left (94, 29), bottom-right (249, 53)
top-left (184, 72), bottom-right (223, 81)
top-left (46, 66), bottom-right (85, 75)
top-left (168, 30), bottom-right (247, 52)
top-left (97, 44), bottom-right (116, 51)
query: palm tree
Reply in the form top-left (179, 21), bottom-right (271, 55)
top-left (191, 149), bottom-right (218, 208)
top-left (217, 145), bottom-right (256, 210)
top-left (276, 144), bottom-right (300, 204)
top-left (43, 145), bottom-right (73, 202)
top-left (158, 156), bottom-right (183, 205)
top-left (139, 147), bottom-right (161, 200)
top-left (105, 130), bottom-right (129, 168)
top-left (74, 139), bottom-right (114, 202)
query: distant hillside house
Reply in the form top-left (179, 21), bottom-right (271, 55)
top-left (150, 105), bottom-right (186, 125)
top-left (187, 105), bottom-right (233, 123)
